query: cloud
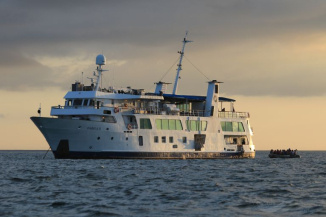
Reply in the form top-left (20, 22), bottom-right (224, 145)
top-left (0, 0), bottom-right (326, 96)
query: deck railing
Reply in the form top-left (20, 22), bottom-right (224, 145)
top-left (218, 111), bottom-right (249, 118)
top-left (52, 106), bottom-right (249, 118)
top-left (132, 108), bottom-right (206, 117)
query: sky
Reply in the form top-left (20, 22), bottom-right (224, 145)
top-left (0, 0), bottom-right (325, 150)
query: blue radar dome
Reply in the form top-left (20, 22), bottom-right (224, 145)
top-left (96, 54), bottom-right (106, 65)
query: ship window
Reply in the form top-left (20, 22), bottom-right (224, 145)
top-left (191, 121), bottom-right (197, 131)
top-left (155, 119), bottom-right (183, 130)
top-left (239, 123), bottom-right (245, 132)
top-left (215, 84), bottom-right (219, 93)
top-left (221, 121), bottom-right (226, 131)
top-left (233, 122), bottom-right (239, 132)
top-left (103, 110), bottom-right (111, 114)
top-left (162, 119), bottom-right (169, 130)
top-left (83, 99), bottom-right (89, 106)
top-left (183, 137), bottom-right (187, 143)
top-left (162, 136), bottom-right (166, 143)
top-left (139, 136), bottom-right (143, 146)
top-left (106, 116), bottom-right (116, 123)
top-left (154, 136), bottom-right (159, 143)
top-left (226, 122), bottom-right (232, 131)
top-left (220, 121), bottom-right (245, 132)
top-left (74, 99), bottom-right (82, 106)
top-left (169, 120), bottom-right (176, 130)
top-left (67, 100), bottom-right (72, 106)
top-left (156, 120), bottom-right (162, 130)
top-left (186, 120), bottom-right (208, 131)
top-left (140, 118), bottom-right (152, 129)
top-left (173, 145), bottom-right (178, 149)
top-left (89, 100), bottom-right (95, 106)
top-left (176, 120), bottom-right (183, 130)
top-left (169, 137), bottom-right (173, 143)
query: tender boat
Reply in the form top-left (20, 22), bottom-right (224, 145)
top-left (269, 154), bottom-right (301, 158)
top-left (31, 33), bottom-right (256, 159)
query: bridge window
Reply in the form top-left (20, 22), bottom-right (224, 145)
top-left (186, 120), bottom-right (208, 131)
top-left (155, 119), bottom-right (183, 130)
top-left (221, 121), bottom-right (245, 132)
top-left (140, 118), bottom-right (152, 129)
top-left (154, 136), bottom-right (159, 143)
top-left (74, 99), bottom-right (82, 106)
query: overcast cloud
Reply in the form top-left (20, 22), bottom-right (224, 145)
top-left (0, 0), bottom-right (326, 96)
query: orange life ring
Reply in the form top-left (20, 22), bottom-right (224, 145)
top-left (127, 124), bottom-right (132, 130)
top-left (114, 107), bottom-right (119, 113)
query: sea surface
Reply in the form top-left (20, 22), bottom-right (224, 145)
top-left (0, 151), bottom-right (325, 217)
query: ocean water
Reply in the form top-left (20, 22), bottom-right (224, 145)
top-left (0, 151), bottom-right (325, 217)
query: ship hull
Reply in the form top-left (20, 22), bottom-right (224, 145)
top-left (31, 116), bottom-right (255, 159)
top-left (53, 151), bottom-right (255, 159)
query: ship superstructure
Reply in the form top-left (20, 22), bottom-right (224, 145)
top-left (31, 34), bottom-right (255, 159)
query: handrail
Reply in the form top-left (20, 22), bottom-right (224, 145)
top-left (218, 111), bottom-right (249, 118)
top-left (52, 106), bottom-right (249, 118)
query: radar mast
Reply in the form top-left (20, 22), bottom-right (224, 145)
top-left (94, 54), bottom-right (107, 91)
top-left (172, 31), bottom-right (192, 95)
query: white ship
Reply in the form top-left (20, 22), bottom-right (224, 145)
top-left (31, 33), bottom-right (255, 159)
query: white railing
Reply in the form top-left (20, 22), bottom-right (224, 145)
top-left (218, 111), bottom-right (249, 118)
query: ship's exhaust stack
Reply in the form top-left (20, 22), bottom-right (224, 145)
top-left (205, 80), bottom-right (222, 117)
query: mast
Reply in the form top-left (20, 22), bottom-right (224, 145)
top-left (172, 31), bottom-right (192, 95)
top-left (95, 54), bottom-right (107, 91)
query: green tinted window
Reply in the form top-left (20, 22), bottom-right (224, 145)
top-left (191, 120), bottom-right (197, 131)
top-left (162, 119), bottom-right (169, 130)
top-left (156, 119), bottom-right (162, 130)
top-left (221, 121), bottom-right (245, 132)
top-left (169, 119), bottom-right (176, 130)
top-left (176, 120), bottom-right (183, 130)
top-left (156, 119), bottom-right (183, 130)
top-left (239, 122), bottom-right (245, 132)
top-left (140, 118), bottom-right (152, 129)
top-left (221, 121), bottom-right (226, 131)
top-left (186, 120), bottom-right (207, 131)
top-left (226, 122), bottom-right (233, 131)
top-left (232, 122), bottom-right (239, 132)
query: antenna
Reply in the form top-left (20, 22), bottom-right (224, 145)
top-left (172, 31), bottom-right (193, 95)
top-left (94, 54), bottom-right (108, 91)
top-left (38, 104), bottom-right (41, 117)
